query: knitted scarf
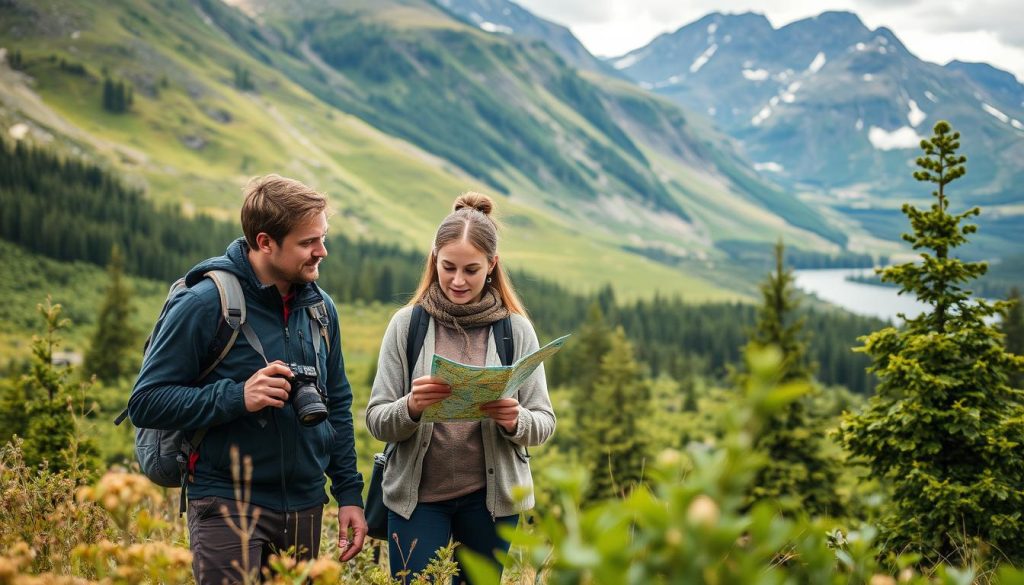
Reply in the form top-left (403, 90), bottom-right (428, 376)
top-left (420, 281), bottom-right (509, 334)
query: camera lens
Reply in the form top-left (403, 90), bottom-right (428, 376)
top-left (292, 382), bottom-right (328, 426)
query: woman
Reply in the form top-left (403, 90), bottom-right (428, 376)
top-left (365, 192), bottom-right (556, 583)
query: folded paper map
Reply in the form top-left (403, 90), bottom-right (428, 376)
top-left (421, 334), bottom-right (571, 423)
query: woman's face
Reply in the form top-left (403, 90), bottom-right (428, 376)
top-left (435, 238), bottom-right (496, 305)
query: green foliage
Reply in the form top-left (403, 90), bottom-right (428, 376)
top-left (102, 77), bottom-right (133, 113)
top-left (1003, 287), bottom-right (1024, 388)
top-left (749, 241), bottom-right (814, 382)
top-left (0, 139), bottom-right (239, 281)
top-left (739, 241), bottom-right (842, 516)
top-left (975, 254), bottom-right (1024, 298)
top-left (13, 298), bottom-right (101, 478)
top-left (83, 246), bottom-right (139, 383)
top-left (232, 63), bottom-right (254, 91)
top-left (510, 347), bottom-right (999, 584)
top-left (8, 48), bottom-right (23, 70)
top-left (0, 438), bottom-right (114, 576)
top-left (570, 314), bottom-right (653, 502)
top-left (841, 121), bottom-right (1024, 562)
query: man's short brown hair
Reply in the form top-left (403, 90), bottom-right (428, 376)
top-left (241, 174), bottom-right (328, 248)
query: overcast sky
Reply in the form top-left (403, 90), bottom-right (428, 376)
top-left (514, 0), bottom-right (1024, 82)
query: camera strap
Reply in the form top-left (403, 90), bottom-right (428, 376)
top-left (240, 321), bottom-right (270, 365)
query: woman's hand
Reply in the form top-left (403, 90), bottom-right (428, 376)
top-left (407, 375), bottom-right (451, 420)
top-left (480, 398), bottom-right (519, 433)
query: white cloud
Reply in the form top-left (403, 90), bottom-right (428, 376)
top-left (742, 68), bottom-right (770, 80)
top-left (868, 126), bottom-right (924, 150)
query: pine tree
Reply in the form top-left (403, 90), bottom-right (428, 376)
top-left (21, 298), bottom-right (101, 477)
top-left (575, 326), bottom-right (652, 502)
top-left (102, 77), bottom-right (114, 111)
top-left (740, 240), bottom-right (840, 516)
top-left (841, 121), bottom-right (1024, 561)
top-left (84, 246), bottom-right (138, 381)
top-left (1003, 287), bottom-right (1024, 388)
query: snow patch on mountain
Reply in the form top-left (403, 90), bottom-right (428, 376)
top-left (982, 102), bottom-right (1010, 124)
top-left (654, 74), bottom-right (685, 88)
top-left (743, 69), bottom-right (770, 81)
top-left (868, 126), bottom-right (923, 150)
top-left (690, 44), bottom-right (718, 73)
top-left (752, 105), bottom-right (772, 126)
top-left (808, 52), bottom-right (826, 73)
top-left (754, 161), bottom-right (784, 173)
top-left (613, 50), bottom-right (648, 70)
top-left (479, 22), bottom-right (513, 34)
top-left (781, 81), bottom-right (802, 103)
top-left (907, 99), bottom-right (926, 127)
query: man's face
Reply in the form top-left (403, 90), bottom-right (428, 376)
top-left (265, 212), bottom-right (328, 286)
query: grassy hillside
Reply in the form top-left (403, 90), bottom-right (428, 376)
top-left (0, 0), bottom-right (862, 305)
top-left (0, 0), bottom-right (754, 302)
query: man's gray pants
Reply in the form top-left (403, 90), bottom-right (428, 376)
top-left (187, 496), bottom-right (323, 585)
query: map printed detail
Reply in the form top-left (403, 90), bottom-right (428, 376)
top-left (421, 334), bottom-right (571, 423)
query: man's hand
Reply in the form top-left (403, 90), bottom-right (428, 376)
top-left (407, 375), bottom-right (451, 420)
top-left (243, 361), bottom-right (293, 412)
top-left (337, 505), bottom-right (367, 562)
top-left (480, 397), bottom-right (519, 433)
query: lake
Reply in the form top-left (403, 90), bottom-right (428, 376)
top-left (793, 268), bottom-right (929, 322)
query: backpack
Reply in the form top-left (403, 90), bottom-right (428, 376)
top-left (114, 270), bottom-right (330, 510)
top-left (364, 305), bottom-right (514, 539)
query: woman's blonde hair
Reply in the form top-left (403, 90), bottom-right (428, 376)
top-left (409, 192), bottom-right (526, 315)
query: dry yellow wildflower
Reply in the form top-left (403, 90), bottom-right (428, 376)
top-left (686, 495), bottom-right (720, 527)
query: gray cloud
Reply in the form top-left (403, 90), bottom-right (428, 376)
top-left (907, 0), bottom-right (1024, 46)
top-left (515, 0), bottom-right (614, 25)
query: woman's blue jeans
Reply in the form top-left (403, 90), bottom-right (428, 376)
top-left (387, 489), bottom-right (518, 584)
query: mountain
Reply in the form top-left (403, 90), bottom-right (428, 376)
top-left (432, 0), bottom-right (622, 78)
top-left (611, 11), bottom-right (1024, 258)
top-left (0, 0), bottom-right (852, 302)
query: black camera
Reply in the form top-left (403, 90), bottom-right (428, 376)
top-left (285, 363), bottom-right (328, 426)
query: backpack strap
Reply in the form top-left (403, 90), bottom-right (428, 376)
top-left (307, 301), bottom-right (330, 377)
top-left (492, 315), bottom-right (515, 367)
top-left (406, 305), bottom-right (430, 388)
top-left (180, 270), bottom-right (247, 514)
top-left (197, 270), bottom-right (246, 380)
top-left (382, 305), bottom-right (431, 461)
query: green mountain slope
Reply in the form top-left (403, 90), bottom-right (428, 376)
top-left (0, 0), bottom-right (849, 301)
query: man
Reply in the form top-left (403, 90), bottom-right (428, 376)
top-left (128, 174), bottom-right (366, 584)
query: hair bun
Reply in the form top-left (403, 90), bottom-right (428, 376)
top-left (453, 192), bottom-right (493, 216)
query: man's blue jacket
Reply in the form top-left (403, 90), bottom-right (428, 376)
top-left (128, 238), bottom-right (363, 511)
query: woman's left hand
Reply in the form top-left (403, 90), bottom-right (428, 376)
top-left (480, 398), bottom-right (519, 433)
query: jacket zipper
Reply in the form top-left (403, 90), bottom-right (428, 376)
top-left (280, 318), bottom-right (291, 512)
